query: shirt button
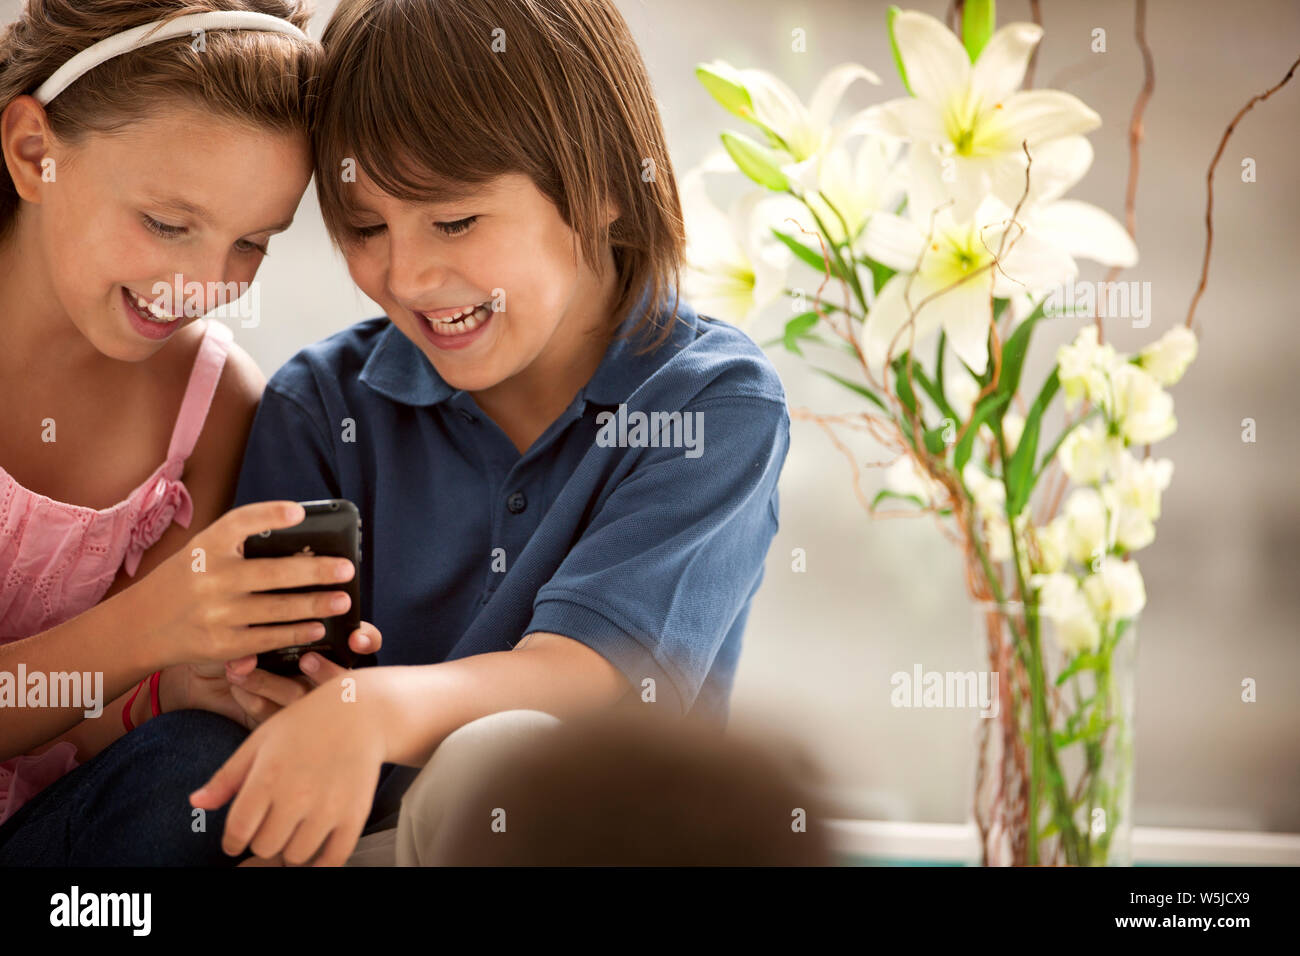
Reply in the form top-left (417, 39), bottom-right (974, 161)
top-left (506, 491), bottom-right (527, 514)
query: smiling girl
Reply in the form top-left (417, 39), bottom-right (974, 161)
top-left (198, 0), bottom-right (792, 866)
top-left (0, 1), bottom-right (380, 866)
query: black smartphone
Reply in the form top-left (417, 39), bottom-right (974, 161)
top-left (242, 498), bottom-right (373, 677)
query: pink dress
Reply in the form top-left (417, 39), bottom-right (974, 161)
top-left (0, 318), bottom-right (234, 827)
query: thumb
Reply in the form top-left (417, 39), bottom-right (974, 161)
top-left (298, 651), bottom-right (346, 686)
top-left (190, 736), bottom-right (258, 810)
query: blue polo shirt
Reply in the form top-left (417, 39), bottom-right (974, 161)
top-left (232, 287), bottom-right (789, 820)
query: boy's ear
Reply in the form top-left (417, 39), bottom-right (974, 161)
top-left (2, 95), bottom-right (56, 204)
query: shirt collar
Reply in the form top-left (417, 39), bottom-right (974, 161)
top-left (359, 282), bottom-right (698, 409)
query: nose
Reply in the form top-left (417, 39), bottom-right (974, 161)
top-left (386, 225), bottom-right (448, 309)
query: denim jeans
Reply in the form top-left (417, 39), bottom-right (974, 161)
top-left (0, 709), bottom-right (250, 866)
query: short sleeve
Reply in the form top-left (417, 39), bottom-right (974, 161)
top-left (234, 383), bottom-right (341, 507)
top-left (524, 395), bottom-right (790, 716)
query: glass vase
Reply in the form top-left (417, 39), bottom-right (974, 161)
top-left (969, 600), bottom-right (1137, 866)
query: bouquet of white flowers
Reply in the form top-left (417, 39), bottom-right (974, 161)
top-left (688, 2), bottom-right (1206, 865)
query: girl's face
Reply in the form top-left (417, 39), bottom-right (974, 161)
top-left (25, 102), bottom-right (311, 362)
top-left (340, 171), bottom-right (616, 395)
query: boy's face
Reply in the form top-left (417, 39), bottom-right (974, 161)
top-left (340, 171), bottom-right (615, 395)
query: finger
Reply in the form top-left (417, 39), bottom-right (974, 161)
top-left (190, 736), bottom-right (258, 811)
top-left (299, 652), bottom-right (346, 686)
top-left (227, 666), bottom-right (313, 709)
top-left (249, 800), bottom-right (308, 861)
top-left (312, 814), bottom-right (368, 868)
top-left (229, 683), bottom-right (277, 727)
top-left (212, 622), bottom-right (327, 662)
top-left (223, 770), bottom-right (274, 858)
top-left (230, 589), bottom-right (352, 627)
top-left (226, 654), bottom-right (258, 678)
top-left (349, 621), bottom-right (382, 654)
top-left (235, 554), bottom-right (355, 594)
top-left (217, 501), bottom-right (307, 554)
top-left (282, 813), bottom-right (334, 867)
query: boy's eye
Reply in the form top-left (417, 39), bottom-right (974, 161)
top-left (141, 214), bottom-right (186, 239)
top-left (346, 222), bottom-right (387, 241)
top-left (435, 216), bottom-right (477, 237)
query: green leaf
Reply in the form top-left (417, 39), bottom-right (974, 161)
top-left (962, 0), bottom-right (996, 63)
top-left (695, 62), bottom-right (756, 124)
top-left (891, 354), bottom-right (920, 417)
top-left (772, 229), bottom-right (843, 279)
top-left (721, 131), bottom-right (790, 192)
top-left (1055, 650), bottom-right (1104, 687)
top-left (811, 367), bottom-right (887, 412)
top-left (922, 425), bottom-right (948, 455)
top-left (861, 256), bottom-right (896, 295)
top-left (887, 6), bottom-right (914, 96)
top-left (781, 311), bottom-right (820, 355)
top-left (954, 392), bottom-right (1011, 472)
top-left (1004, 369), bottom-right (1059, 516)
top-left (995, 298), bottom-right (1048, 404)
top-left (871, 489), bottom-right (926, 512)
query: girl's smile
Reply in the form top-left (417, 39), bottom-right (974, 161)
top-left (120, 286), bottom-right (185, 341)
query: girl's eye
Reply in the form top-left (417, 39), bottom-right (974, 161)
top-left (142, 214), bottom-right (186, 239)
top-left (435, 216), bottom-right (477, 237)
top-left (234, 237), bottom-right (270, 256)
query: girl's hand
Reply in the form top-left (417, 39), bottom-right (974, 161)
top-left (224, 622), bottom-right (382, 729)
top-left (190, 657), bottom-right (387, 866)
top-left (135, 501), bottom-right (359, 667)
top-left (157, 660), bottom-right (249, 727)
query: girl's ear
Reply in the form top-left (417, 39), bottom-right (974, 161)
top-left (604, 199), bottom-right (620, 227)
top-left (2, 95), bottom-right (57, 204)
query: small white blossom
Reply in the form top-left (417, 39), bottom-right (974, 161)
top-left (1138, 326), bottom-right (1198, 387)
top-left (1083, 559), bottom-right (1146, 622)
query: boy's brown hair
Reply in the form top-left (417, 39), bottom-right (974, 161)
top-left (0, 0), bottom-right (322, 238)
top-left (313, 0), bottom-right (686, 351)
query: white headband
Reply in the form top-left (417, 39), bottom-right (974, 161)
top-left (33, 11), bottom-right (310, 106)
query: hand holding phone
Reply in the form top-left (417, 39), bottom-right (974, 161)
top-left (242, 499), bottom-right (375, 676)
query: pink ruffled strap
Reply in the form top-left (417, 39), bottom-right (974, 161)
top-left (121, 320), bottom-right (233, 577)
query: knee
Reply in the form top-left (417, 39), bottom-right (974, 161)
top-left (69, 709), bottom-right (251, 866)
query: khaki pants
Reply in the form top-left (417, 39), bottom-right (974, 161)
top-left (344, 708), bottom-right (561, 866)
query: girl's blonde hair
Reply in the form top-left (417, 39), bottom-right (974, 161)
top-left (313, 0), bottom-right (686, 352)
top-left (0, 0), bottom-right (323, 237)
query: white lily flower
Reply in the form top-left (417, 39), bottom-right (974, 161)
top-left (681, 163), bottom-right (792, 326)
top-left (699, 60), bottom-right (882, 191)
top-left (1058, 419), bottom-right (1124, 484)
top-left (1106, 363), bottom-right (1177, 445)
top-left (859, 193), bottom-right (1076, 375)
top-left (1138, 326), bottom-right (1198, 386)
top-left (803, 135), bottom-right (906, 247)
top-left (1032, 571), bottom-right (1100, 654)
top-left (1083, 559), bottom-right (1146, 622)
top-left (1057, 325), bottom-right (1120, 410)
top-left (864, 12), bottom-right (1101, 219)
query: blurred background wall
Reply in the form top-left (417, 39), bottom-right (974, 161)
top-left (7, 0), bottom-right (1294, 831)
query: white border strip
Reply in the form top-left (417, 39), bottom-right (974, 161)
top-left (827, 819), bottom-right (1300, 865)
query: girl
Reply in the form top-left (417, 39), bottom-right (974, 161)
top-left (0, 0), bottom-right (378, 866)
top-left (194, 0), bottom-right (791, 866)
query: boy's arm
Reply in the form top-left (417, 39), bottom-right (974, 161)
top-left (363, 632), bottom-right (629, 767)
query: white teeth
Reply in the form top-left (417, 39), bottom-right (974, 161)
top-left (425, 302), bottom-right (490, 336)
top-left (129, 290), bottom-right (178, 323)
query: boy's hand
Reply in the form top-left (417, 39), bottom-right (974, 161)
top-left (224, 622), bottom-right (381, 729)
top-left (189, 654), bottom-right (387, 866)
